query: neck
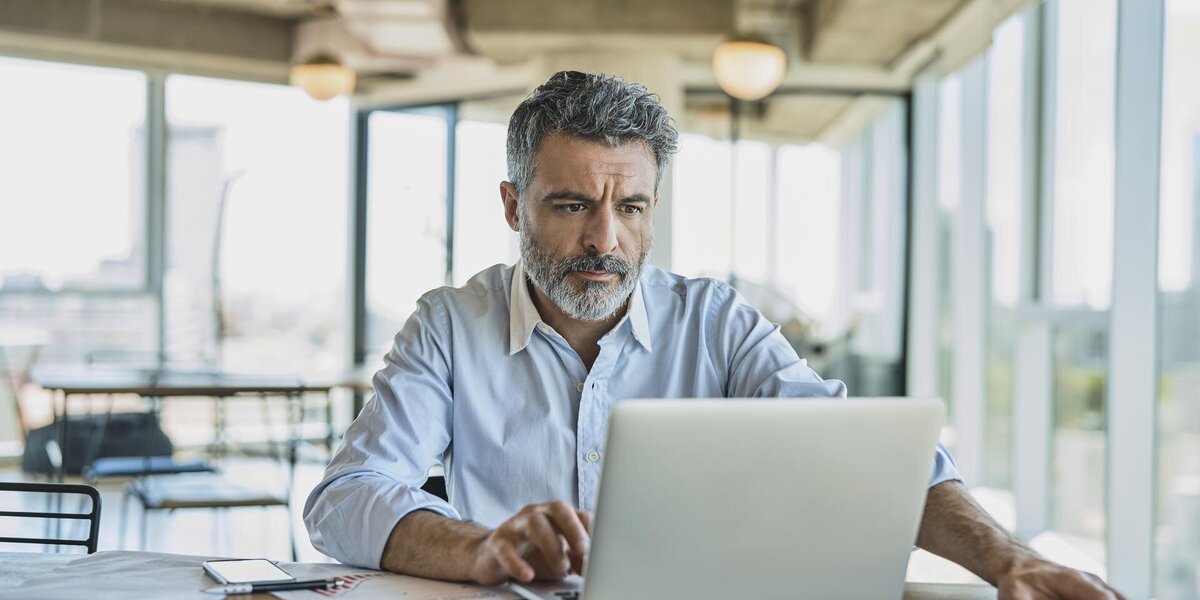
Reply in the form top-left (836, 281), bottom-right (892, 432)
top-left (527, 278), bottom-right (627, 369)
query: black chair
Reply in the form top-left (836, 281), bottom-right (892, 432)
top-left (0, 481), bottom-right (102, 553)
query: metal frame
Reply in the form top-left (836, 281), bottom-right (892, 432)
top-left (905, 65), bottom-right (942, 401)
top-left (949, 55), bottom-right (989, 484)
top-left (146, 71), bottom-right (168, 358)
top-left (910, 2), bottom-right (1165, 596)
top-left (0, 481), bottom-right (102, 553)
top-left (1011, 3), bottom-right (1052, 540)
top-left (1106, 0), bottom-right (1164, 595)
top-left (349, 102), bottom-right (459, 399)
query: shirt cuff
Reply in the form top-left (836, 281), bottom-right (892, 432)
top-left (927, 441), bottom-right (962, 488)
top-left (307, 474), bottom-right (461, 569)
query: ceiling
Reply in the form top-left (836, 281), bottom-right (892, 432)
top-left (1, 0), bottom-right (1009, 141)
top-left (147, 0), bottom-right (331, 18)
top-left (133, 0), bottom-right (970, 71)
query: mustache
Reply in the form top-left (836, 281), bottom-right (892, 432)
top-left (560, 253), bottom-right (631, 276)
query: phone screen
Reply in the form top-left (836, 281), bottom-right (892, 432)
top-left (203, 559), bottom-right (294, 584)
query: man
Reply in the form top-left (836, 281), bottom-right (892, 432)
top-left (305, 71), bottom-right (1123, 599)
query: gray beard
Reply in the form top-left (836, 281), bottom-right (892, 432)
top-left (519, 229), bottom-right (649, 322)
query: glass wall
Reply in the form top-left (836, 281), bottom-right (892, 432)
top-left (453, 95), bottom-right (525, 286)
top-left (165, 75), bottom-right (350, 375)
top-left (672, 133), bottom-right (734, 279)
top-left (935, 74), bottom-right (961, 421)
top-left (1048, 0), bottom-right (1117, 548)
top-left (0, 57), bottom-right (157, 446)
top-left (1156, 0), bottom-right (1200, 596)
top-left (671, 97), bottom-right (903, 395)
top-left (919, 0), bottom-right (1190, 585)
top-left (364, 109), bottom-right (450, 359)
top-left (453, 119), bottom-right (518, 285)
top-left (361, 99), bottom-right (521, 361)
top-left (0, 57), bottom-right (147, 293)
top-left (982, 13), bottom-right (1026, 491)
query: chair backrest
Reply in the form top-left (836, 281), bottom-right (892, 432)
top-left (0, 482), bottom-right (102, 553)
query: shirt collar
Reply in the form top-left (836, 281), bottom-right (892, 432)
top-left (508, 261), bottom-right (653, 355)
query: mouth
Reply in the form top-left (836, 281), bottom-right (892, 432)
top-left (573, 269), bottom-right (618, 282)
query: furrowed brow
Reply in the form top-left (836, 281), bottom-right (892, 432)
top-left (541, 191), bottom-right (596, 203)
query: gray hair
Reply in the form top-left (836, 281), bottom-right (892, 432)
top-left (506, 70), bottom-right (679, 195)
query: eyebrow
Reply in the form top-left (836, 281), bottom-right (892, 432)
top-left (540, 191), bottom-right (652, 204)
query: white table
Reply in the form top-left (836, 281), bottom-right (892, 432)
top-left (0, 550), bottom-right (998, 599)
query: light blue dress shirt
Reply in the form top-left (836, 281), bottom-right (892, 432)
top-left (303, 263), bottom-right (961, 568)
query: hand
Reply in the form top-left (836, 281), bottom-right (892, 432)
top-left (467, 501), bottom-right (592, 585)
top-left (998, 557), bottom-right (1126, 600)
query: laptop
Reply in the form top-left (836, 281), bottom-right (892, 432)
top-left (509, 397), bottom-right (945, 600)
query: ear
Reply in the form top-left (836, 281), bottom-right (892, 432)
top-left (501, 181), bottom-right (520, 232)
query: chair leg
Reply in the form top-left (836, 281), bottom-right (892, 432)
top-left (288, 506), bottom-right (297, 562)
top-left (119, 491), bottom-right (130, 550)
top-left (214, 508), bottom-right (224, 555)
top-left (139, 506), bottom-right (148, 551)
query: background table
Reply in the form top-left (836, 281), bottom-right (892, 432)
top-left (30, 366), bottom-right (335, 482)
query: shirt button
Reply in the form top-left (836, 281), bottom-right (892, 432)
top-left (586, 451), bottom-right (600, 463)
top-left (576, 382), bottom-right (585, 393)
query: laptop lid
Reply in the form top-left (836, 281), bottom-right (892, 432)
top-left (581, 397), bottom-right (945, 600)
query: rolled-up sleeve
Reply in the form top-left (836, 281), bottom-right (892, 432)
top-left (709, 283), bottom-right (961, 488)
top-left (303, 295), bottom-right (460, 568)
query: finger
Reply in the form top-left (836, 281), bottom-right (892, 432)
top-left (576, 509), bottom-right (593, 534)
top-left (1033, 570), bottom-right (1115, 600)
top-left (1065, 572), bottom-right (1118, 600)
top-left (1082, 573), bottom-right (1123, 600)
top-left (543, 502), bottom-right (591, 557)
top-left (494, 540), bottom-right (535, 583)
top-left (525, 513), bottom-right (570, 573)
top-left (562, 536), bottom-right (585, 575)
top-left (999, 581), bottom-right (1036, 600)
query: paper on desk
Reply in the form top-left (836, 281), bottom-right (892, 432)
top-left (272, 570), bottom-right (517, 600)
top-left (0, 551), bottom-right (517, 600)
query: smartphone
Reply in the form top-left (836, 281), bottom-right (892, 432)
top-left (202, 558), bottom-right (295, 585)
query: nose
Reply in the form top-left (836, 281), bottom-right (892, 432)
top-left (582, 206), bottom-right (619, 256)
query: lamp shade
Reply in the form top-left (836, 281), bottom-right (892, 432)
top-left (712, 38), bottom-right (787, 101)
top-left (289, 55), bottom-right (356, 101)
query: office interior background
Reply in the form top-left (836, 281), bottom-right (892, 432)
top-left (0, 0), bottom-right (1196, 598)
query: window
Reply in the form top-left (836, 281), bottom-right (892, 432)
top-left (935, 74), bottom-right (962, 413)
top-left (982, 14), bottom-right (1026, 490)
top-left (731, 140), bottom-right (772, 283)
top-left (672, 133), bottom-right (733, 279)
top-left (165, 75), bottom-right (350, 374)
top-left (0, 57), bottom-right (147, 291)
top-left (1048, 0), bottom-right (1117, 549)
top-left (364, 109), bottom-right (450, 359)
top-left (453, 119), bottom-right (518, 286)
top-left (1050, 1), bottom-right (1116, 310)
top-left (774, 143), bottom-right (841, 324)
top-left (0, 58), bottom-right (156, 368)
top-left (1156, 0), bottom-right (1200, 595)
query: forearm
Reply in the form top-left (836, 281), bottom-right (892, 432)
top-left (916, 480), bottom-right (1040, 586)
top-left (380, 510), bottom-right (490, 581)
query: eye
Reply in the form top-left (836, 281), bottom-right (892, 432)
top-left (559, 203), bottom-right (586, 213)
top-left (620, 205), bottom-right (643, 215)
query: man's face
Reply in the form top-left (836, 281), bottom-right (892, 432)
top-left (502, 133), bottom-right (657, 322)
